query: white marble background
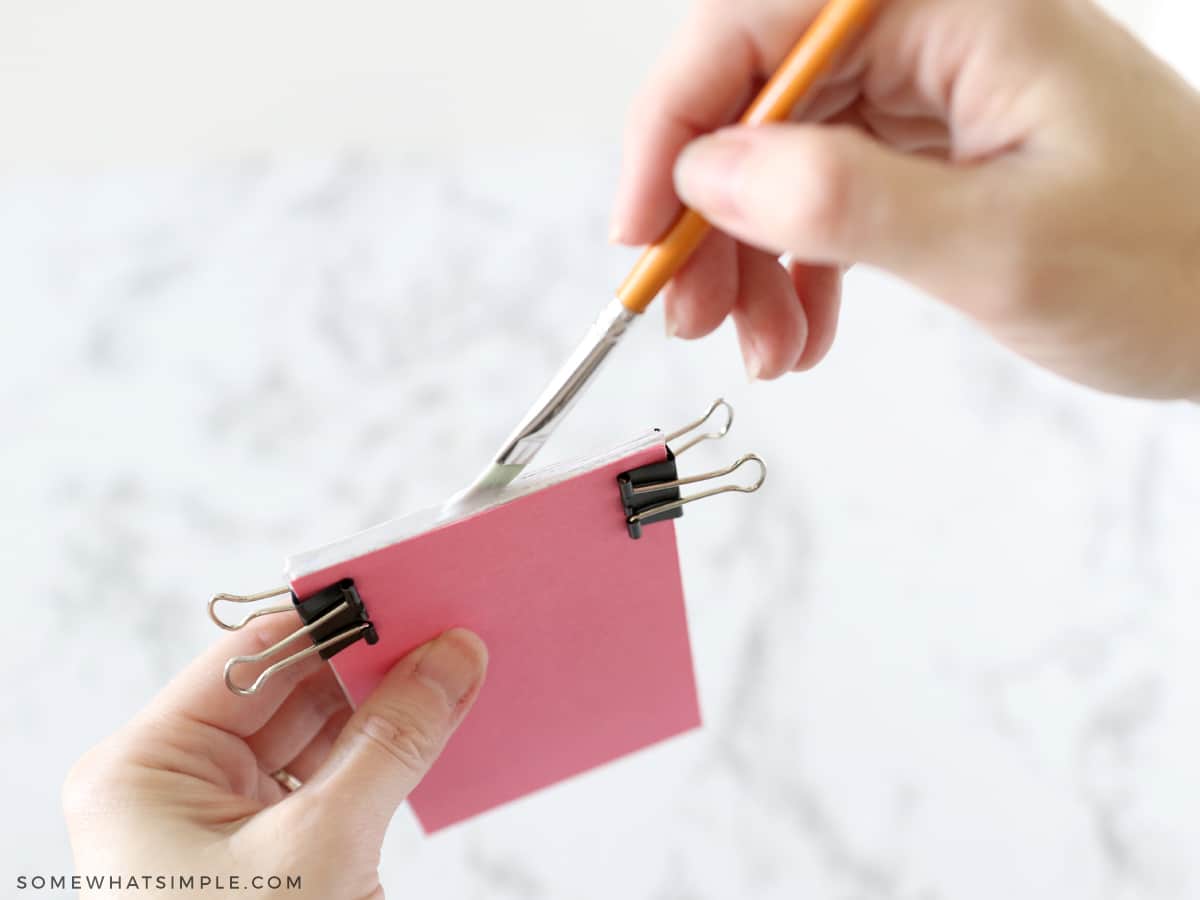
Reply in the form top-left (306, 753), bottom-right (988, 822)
top-left (3, 147), bottom-right (1200, 899)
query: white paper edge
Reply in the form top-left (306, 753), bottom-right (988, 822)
top-left (284, 429), bottom-right (663, 582)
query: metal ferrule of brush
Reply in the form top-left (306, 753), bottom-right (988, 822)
top-left (495, 297), bottom-right (636, 468)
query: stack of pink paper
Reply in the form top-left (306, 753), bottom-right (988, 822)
top-left (286, 432), bottom-right (701, 832)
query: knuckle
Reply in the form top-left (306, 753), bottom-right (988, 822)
top-left (308, 676), bottom-right (351, 721)
top-left (993, 195), bottom-right (1062, 313)
top-left (356, 707), bottom-right (444, 773)
top-left (269, 787), bottom-right (328, 840)
top-left (623, 90), bottom-right (654, 141)
top-left (61, 747), bottom-right (108, 817)
top-left (625, 64), bottom-right (675, 137)
top-left (61, 768), bottom-right (87, 817)
top-left (1000, 244), bottom-right (1043, 311)
top-left (985, 230), bottom-right (1052, 320)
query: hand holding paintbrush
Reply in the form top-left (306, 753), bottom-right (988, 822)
top-left (457, 0), bottom-right (878, 503)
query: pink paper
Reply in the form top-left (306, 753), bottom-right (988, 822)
top-left (289, 441), bottom-right (701, 832)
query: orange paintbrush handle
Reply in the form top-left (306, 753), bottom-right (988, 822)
top-left (615, 0), bottom-right (878, 314)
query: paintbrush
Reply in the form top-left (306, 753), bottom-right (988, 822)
top-left (452, 0), bottom-right (877, 508)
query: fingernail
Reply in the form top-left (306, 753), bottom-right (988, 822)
top-left (674, 131), bottom-right (751, 219)
top-left (744, 343), bottom-right (764, 382)
top-left (415, 629), bottom-right (487, 707)
top-left (608, 223), bottom-right (626, 244)
top-left (665, 310), bottom-right (678, 339)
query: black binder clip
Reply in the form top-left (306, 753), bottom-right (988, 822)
top-left (209, 579), bottom-right (379, 696)
top-left (619, 447), bottom-right (686, 538)
top-left (618, 399), bottom-right (767, 539)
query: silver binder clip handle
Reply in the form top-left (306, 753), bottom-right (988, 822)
top-left (628, 453), bottom-right (767, 524)
top-left (208, 586), bottom-right (293, 631)
top-left (208, 580), bottom-right (378, 696)
top-left (222, 601), bottom-right (370, 696)
top-left (664, 398), bottom-right (734, 455)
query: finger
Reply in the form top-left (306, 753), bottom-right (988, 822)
top-left (146, 609), bottom-right (325, 738)
top-left (245, 665), bottom-right (350, 773)
top-left (674, 122), bottom-right (978, 285)
top-left (823, 105), bottom-right (953, 161)
top-left (857, 107), bottom-right (951, 153)
top-left (818, 100), bottom-right (950, 153)
top-left (295, 629), bottom-right (488, 838)
top-left (790, 262), bottom-right (843, 371)
top-left (611, 17), bottom-right (755, 244)
top-left (789, 76), bottom-right (862, 125)
top-left (662, 229), bottom-right (739, 339)
top-left (610, 1), bottom-right (833, 244)
top-left (733, 246), bottom-right (808, 380)
top-left (279, 707), bottom-right (353, 782)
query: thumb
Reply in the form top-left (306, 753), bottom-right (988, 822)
top-left (674, 123), bottom-right (978, 284)
top-left (300, 628), bottom-right (488, 835)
